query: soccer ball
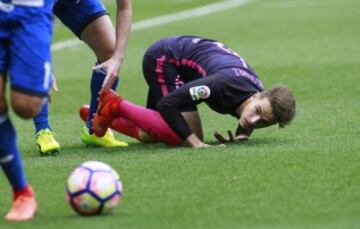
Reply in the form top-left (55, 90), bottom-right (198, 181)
top-left (66, 161), bottom-right (123, 216)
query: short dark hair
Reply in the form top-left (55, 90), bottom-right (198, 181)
top-left (261, 84), bottom-right (296, 128)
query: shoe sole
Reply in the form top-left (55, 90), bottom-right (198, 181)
top-left (5, 206), bottom-right (37, 221)
top-left (37, 144), bottom-right (60, 157)
top-left (81, 136), bottom-right (128, 148)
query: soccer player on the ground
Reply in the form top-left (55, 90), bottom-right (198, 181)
top-left (81, 36), bottom-right (296, 147)
top-left (0, 0), bottom-right (55, 220)
top-left (33, 0), bottom-right (132, 156)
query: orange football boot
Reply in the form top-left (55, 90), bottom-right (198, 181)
top-left (5, 186), bottom-right (37, 221)
top-left (93, 90), bottom-right (122, 137)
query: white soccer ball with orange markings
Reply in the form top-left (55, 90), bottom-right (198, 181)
top-left (66, 161), bottom-right (122, 216)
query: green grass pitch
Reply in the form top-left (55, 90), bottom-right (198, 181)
top-left (1, 0), bottom-right (360, 228)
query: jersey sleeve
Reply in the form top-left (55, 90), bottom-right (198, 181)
top-left (156, 76), bottom-right (217, 139)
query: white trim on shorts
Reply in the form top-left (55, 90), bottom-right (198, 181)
top-left (0, 0), bottom-right (44, 8)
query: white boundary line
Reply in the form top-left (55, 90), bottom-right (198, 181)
top-left (51, 0), bottom-right (251, 52)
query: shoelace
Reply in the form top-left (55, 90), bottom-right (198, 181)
top-left (12, 196), bottom-right (30, 208)
top-left (37, 130), bottom-right (55, 143)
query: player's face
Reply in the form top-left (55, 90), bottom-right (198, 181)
top-left (239, 95), bottom-right (275, 129)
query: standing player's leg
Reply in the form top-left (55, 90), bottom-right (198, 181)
top-left (54, 1), bottom-right (126, 147)
top-left (2, 6), bottom-right (53, 220)
top-left (80, 16), bottom-right (126, 147)
top-left (33, 102), bottom-right (60, 156)
top-left (0, 77), bottom-right (37, 221)
top-left (5, 92), bottom-right (48, 221)
top-left (81, 16), bottom-right (116, 132)
top-left (33, 103), bottom-right (51, 133)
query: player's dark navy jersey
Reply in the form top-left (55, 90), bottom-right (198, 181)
top-left (157, 73), bottom-right (257, 139)
top-left (143, 36), bottom-right (264, 140)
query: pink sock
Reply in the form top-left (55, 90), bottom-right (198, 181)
top-left (117, 100), bottom-right (182, 146)
top-left (111, 118), bottom-right (141, 141)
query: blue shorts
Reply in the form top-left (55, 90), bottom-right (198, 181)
top-left (0, 4), bottom-right (53, 97)
top-left (54, 0), bottom-right (108, 38)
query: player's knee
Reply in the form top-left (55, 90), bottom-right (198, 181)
top-left (12, 102), bottom-right (41, 119)
top-left (138, 130), bottom-right (155, 143)
top-left (97, 47), bottom-right (115, 62)
top-left (11, 93), bottom-right (43, 119)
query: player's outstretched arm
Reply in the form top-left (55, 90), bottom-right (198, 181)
top-left (157, 78), bottom-right (225, 148)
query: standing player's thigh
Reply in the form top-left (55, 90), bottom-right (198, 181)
top-left (0, 77), bottom-right (6, 113)
top-left (0, 35), bottom-right (8, 113)
top-left (9, 13), bottom-right (52, 118)
top-left (142, 52), bottom-right (180, 108)
top-left (81, 16), bottom-right (115, 61)
top-left (54, 0), bottom-right (113, 61)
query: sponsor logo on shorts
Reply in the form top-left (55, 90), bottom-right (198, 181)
top-left (0, 155), bottom-right (14, 164)
top-left (0, 2), bottom-right (14, 12)
top-left (189, 85), bottom-right (211, 101)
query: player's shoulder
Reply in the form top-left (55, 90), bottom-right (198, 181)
top-left (177, 35), bottom-right (218, 44)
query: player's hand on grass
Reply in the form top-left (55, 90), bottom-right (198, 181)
top-left (93, 57), bottom-right (122, 90)
top-left (214, 130), bottom-right (249, 144)
top-left (193, 142), bottom-right (226, 148)
top-left (214, 130), bottom-right (234, 143)
top-left (215, 143), bottom-right (226, 147)
top-left (186, 133), bottom-right (226, 148)
top-left (194, 142), bottom-right (212, 148)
